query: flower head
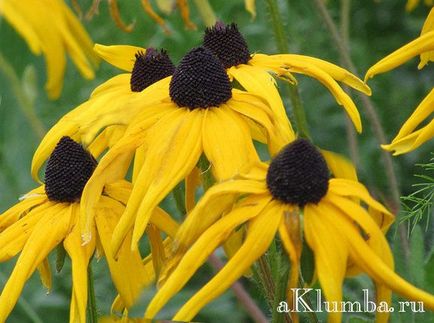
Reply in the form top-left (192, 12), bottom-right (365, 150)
top-left (0, 137), bottom-right (177, 322)
top-left (0, 0), bottom-right (98, 99)
top-left (145, 139), bottom-right (434, 322)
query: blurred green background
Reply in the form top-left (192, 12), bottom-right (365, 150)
top-left (0, 0), bottom-right (433, 322)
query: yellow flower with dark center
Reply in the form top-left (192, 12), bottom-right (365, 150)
top-left (80, 46), bottom-right (293, 255)
top-left (31, 44), bottom-right (175, 182)
top-left (202, 22), bottom-right (372, 133)
top-left (365, 8), bottom-right (434, 154)
top-left (0, 137), bottom-right (178, 323)
top-left (145, 139), bottom-right (434, 322)
top-left (0, 0), bottom-right (99, 99)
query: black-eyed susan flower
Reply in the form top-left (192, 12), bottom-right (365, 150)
top-left (0, 137), bottom-right (178, 323)
top-left (31, 44), bottom-right (175, 182)
top-left (80, 46), bottom-right (292, 255)
top-left (145, 139), bottom-right (434, 322)
top-left (202, 22), bottom-right (372, 133)
top-left (0, 0), bottom-right (98, 99)
top-left (365, 8), bottom-right (433, 154)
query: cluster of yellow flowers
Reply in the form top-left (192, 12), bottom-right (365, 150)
top-left (0, 1), bottom-right (433, 323)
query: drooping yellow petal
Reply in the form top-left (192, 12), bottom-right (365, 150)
top-left (332, 205), bottom-right (434, 310)
top-left (141, 0), bottom-right (170, 34)
top-left (173, 199), bottom-right (281, 321)
top-left (324, 196), bottom-right (393, 323)
top-left (304, 202), bottom-right (348, 323)
top-left (254, 54), bottom-right (371, 95)
top-left (392, 88), bottom-right (434, 141)
top-left (328, 178), bottom-right (394, 231)
top-left (202, 106), bottom-right (259, 180)
top-left (95, 197), bottom-right (147, 308)
top-left (0, 203), bottom-right (71, 321)
top-left (145, 195), bottom-right (271, 319)
top-left (0, 186), bottom-right (47, 231)
top-left (174, 179), bottom-right (267, 253)
top-left (63, 203), bottom-right (96, 323)
top-left (80, 102), bottom-right (176, 244)
top-left (37, 258), bottom-right (52, 291)
top-left (150, 207), bottom-right (179, 238)
top-left (245, 0), bottom-right (256, 18)
top-left (382, 120), bottom-right (434, 155)
top-left (94, 44), bottom-right (145, 72)
top-left (251, 54), bottom-right (363, 132)
top-left (228, 65), bottom-right (295, 147)
top-left (87, 125), bottom-right (127, 158)
top-left (0, 202), bottom-right (55, 261)
top-left (321, 149), bottom-right (358, 181)
top-left (419, 8), bottom-right (434, 68)
top-left (366, 30), bottom-right (434, 80)
top-left (185, 167), bottom-right (201, 213)
top-left (176, 0), bottom-right (196, 30)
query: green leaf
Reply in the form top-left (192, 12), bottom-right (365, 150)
top-left (409, 225), bottom-right (425, 287)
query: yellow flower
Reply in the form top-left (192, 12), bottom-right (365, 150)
top-left (0, 137), bottom-right (178, 323)
top-left (31, 44), bottom-right (175, 182)
top-left (365, 8), bottom-right (434, 154)
top-left (80, 46), bottom-right (293, 255)
top-left (203, 22), bottom-right (372, 133)
top-left (406, 0), bottom-right (434, 12)
top-left (0, 0), bottom-right (98, 99)
top-left (145, 139), bottom-right (434, 322)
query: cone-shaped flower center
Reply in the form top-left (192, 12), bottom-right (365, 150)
top-left (169, 46), bottom-right (232, 109)
top-left (266, 139), bottom-right (330, 206)
top-left (45, 136), bottom-right (97, 203)
top-left (130, 48), bottom-right (175, 92)
top-left (203, 21), bottom-right (251, 68)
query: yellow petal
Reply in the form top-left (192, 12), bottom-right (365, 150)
top-left (228, 65), bottom-right (295, 146)
top-left (365, 30), bottom-right (434, 80)
top-left (393, 89), bottom-right (434, 141)
top-left (173, 199), bottom-right (281, 321)
top-left (0, 203), bottom-right (71, 321)
top-left (185, 167), bottom-right (201, 213)
top-left (87, 125), bottom-right (127, 158)
top-left (304, 203), bottom-right (348, 323)
top-left (383, 119), bottom-right (434, 155)
top-left (253, 54), bottom-right (363, 132)
top-left (321, 149), bottom-right (358, 181)
top-left (229, 90), bottom-right (290, 154)
top-left (203, 106), bottom-right (259, 180)
top-left (80, 103), bottom-right (175, 244)
top-left (94, 44), bottom-right (145, 72)
top-left (145, 195), bottom-right (271, 319)
top-left (0, 202), bottom-right (54, 261)
top-left (245, 0), bottom-right (256, 18)
top-left (63, 203), bottom-right (96, 323)
top-left (150, 207), bottom-right (179, 238)
top-left (37, 258), bottom-right (52, 291)
top-left (332, 206), bottom-right (434, 310)
top-left (174, 179), bottom-right (267, 254)
top-left (328, 178), bottom-right (394, 231)
top-left (419, 8), bottom-right (434, 68)
top-left (95, 197), bottom-right (147, 308)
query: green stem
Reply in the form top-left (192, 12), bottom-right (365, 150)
top-left (0, 52), bottom-right (45, 139)
top-left (87, 264), bottom-right (98, 323)
top-left (266, 0), bottom-right (311, 139)
top-left (192, 0), bottom-right (217, 27)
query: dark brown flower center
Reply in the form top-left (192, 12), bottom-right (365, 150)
top-left (45, 136), bottom-right (97, 203)
top-left (203, 21), bottom-right (251, 68)
top-left (130, 48), bottom-right (175, 92)
top-left (169, 46), bottom-right (232, 109)
top-left (266, 139), bottom-right (330, 206)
